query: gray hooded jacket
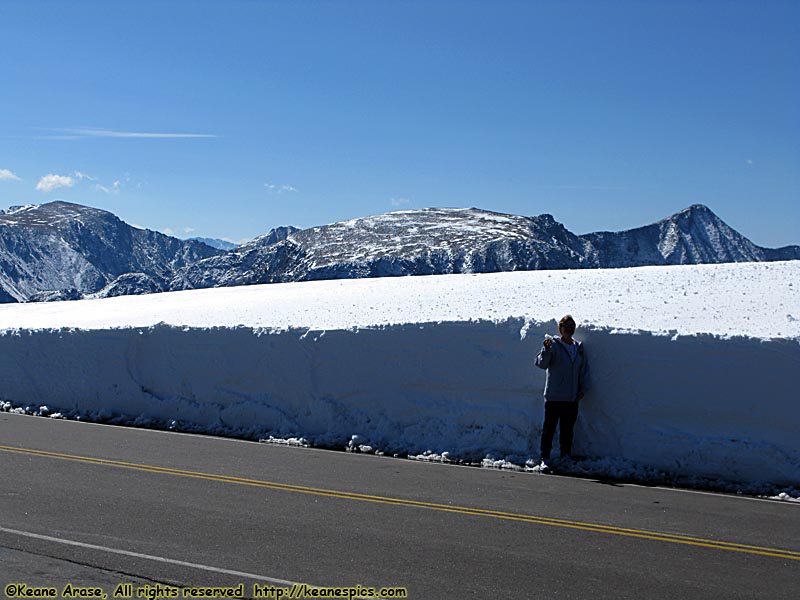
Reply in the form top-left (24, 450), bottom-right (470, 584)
top-left (535, 338), bottom-right (590, 402)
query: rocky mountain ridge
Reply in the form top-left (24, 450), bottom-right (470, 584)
top-left (1, 201), bottom-right (797, 302)
top-left (0, 201), bottom-right (220, 302)
top-left (171, 204), bottom-right (800, 291)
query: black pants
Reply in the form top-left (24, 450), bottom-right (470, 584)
top-left (540, 401), bottom-right (579, 459)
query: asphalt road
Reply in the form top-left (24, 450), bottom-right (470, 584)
top-left (1, 413), bottom-right (798, 599)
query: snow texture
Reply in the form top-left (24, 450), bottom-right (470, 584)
top-left (0, 261), bottom-right (798, 496)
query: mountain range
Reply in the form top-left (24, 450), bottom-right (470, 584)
top-left (1, 201), bottom-right (797, 303)
top-left (0, 202), bottom-right (220, 303)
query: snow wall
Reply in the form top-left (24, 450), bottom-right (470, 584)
top-left (1, 319), bottom-right (797, 488)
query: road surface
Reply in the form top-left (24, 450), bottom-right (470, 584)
top-left (1, 413), bottom-right (797, 599)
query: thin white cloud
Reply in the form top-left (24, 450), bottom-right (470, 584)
top-left (184, 227), bottom-right (195, 234)
top-left (0, 169), bottom-right (22, 182)
top-left (36, 174), bottom-right (74, 193)
top-left (73, 171), bottom-right (96, 181)
top-left (265, 183), bottom-right (298, 194)
top-left (58, 128), bottom-right (218, 139)
top-left (95, 181), bottom-right (121, 194)
top-left (390, 197), bottom-right (410, 207)
top-left (162, 227), bottom-right (175, 236)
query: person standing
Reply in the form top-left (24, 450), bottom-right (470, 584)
top-left (534, 314), bottom-right (589, 473)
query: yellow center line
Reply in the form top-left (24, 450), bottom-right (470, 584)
top-left (2, 444), bottom-right (798, 562)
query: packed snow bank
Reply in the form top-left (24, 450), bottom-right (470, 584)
top-left (2, 261), bottom-right (798, 340)
top-left (0, 261), bottom-right (798, 493)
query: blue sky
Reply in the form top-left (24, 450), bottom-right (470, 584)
top-left (1, 0), bottom-right (797, 246)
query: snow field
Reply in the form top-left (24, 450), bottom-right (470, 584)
top-left (1, 261), bottom-right (797, 340)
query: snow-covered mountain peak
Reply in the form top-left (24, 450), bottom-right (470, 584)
top-left (682, 203), bottom-right (713, 214)
top-left (0, 204), bottom-right (39, 217)
top-left (0, 200), bottom-right (221, 302)
top-left (665, 203), bottom-right (720, 227)
top-left (654, 203), bottom-right (757, 262)
top-left (296, 207), bottom-right (564, 257)
top-left (0, 200), bottom-right (120, 230)
top-left (238, 226), bottom-right (300, 251)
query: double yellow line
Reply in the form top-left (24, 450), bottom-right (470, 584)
top-left (2, 444), bottom-right (798, 562)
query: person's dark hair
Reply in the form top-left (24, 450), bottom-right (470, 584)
top-left (559, 314), bottom-right (576, 330)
